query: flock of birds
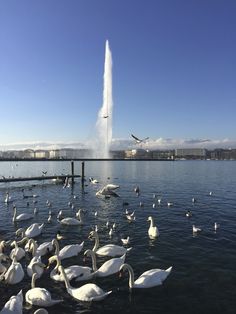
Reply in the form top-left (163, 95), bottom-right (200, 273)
top-left (0, 181), bottom-right (179, 314)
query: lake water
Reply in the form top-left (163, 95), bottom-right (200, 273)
top-left (0, 160), bottom-right (235, 314)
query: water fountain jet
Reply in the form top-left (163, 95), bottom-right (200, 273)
top-left (93, 40), bottom-right (113, 158)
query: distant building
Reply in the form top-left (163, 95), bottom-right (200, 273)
top-left (49, 149), bottom-right (60, 159)
top-left (34, 150), bottom-right (49, 159)
top-left (175, 148), bottom-right (207, 159)
top-left (152, 150), bottom-right (174, 159)
top-left (22, 149), bottom-right (35, 159)
top-left (124, 149), bottom-right (152, 159)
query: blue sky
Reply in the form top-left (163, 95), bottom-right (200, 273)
top-left (0, 0), bottom-right (236, 150)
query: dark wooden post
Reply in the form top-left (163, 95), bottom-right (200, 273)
top-left (81, 161), bottom-right (85, 183)
top-left (71, 160), bottom-right (74, 185)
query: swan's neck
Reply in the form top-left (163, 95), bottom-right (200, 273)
top-left (31, 273), bottom-right (37, 288)
top-left (29, 239), bottom-right (37, 256)
top-left (122, 264), bottom-right (135, 288)
top-left (149, 217), bottom-right (154, 228)
top-left (77, 210), bottom-right (83, 223)
top-left (52, 239), bottom-right (60, 255)
top-left (92, 232), bottom-right (99, 252)
top-left (12, 207), bottom-right (17, 222)
top-left (85, 249), bottom-right (97, 271)
top-left (59, 266), bottom-right (71, 290)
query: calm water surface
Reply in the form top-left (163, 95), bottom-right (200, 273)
top-left (0, 160), bottom-right (235, 314)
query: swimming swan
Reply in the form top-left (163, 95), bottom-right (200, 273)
top-left (52, 239), bottom-right (84, 260)
top-left (96, 184), bottom-right (120, 197)
top-left (0, 253), bottom-right (9, 275)
top-left (47, 254), bottom-right (93, 282)
top-left (89, 231), bottom-right (132, 257)
top-left (0, 256), bottom-right (24, 284)
top-left (25, 223), bottom-right (44, 238)
top-left (25, 262), bottom-right (62, 307)
top-left (83, 249), bottom-right (126, 278)
top-left (59, 209), bottom-right (84, 226)
top-left (10, 241), bottom-right (25, 261)
top-left (0, 289), bottom-right (23, 314)
top-left (12, 206), bottom-right (34, 222)
top-left (59, 265), bottom-right (112, 301)
top-left (27, 239), bottom-right (45, 278)
top-left (147, 216), bottom-right (159, 238)
top-left (119, 263), bottom-right (172, 289)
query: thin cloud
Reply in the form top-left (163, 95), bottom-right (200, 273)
top-left (0, 137), bottom-right (236, 151)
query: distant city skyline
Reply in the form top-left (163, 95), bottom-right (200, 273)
top-left (0, 0), bottom-right (236, 150)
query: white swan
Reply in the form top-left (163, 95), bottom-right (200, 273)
top-left (52, 239), bottom-right (84, 260)
top-left (33, 309), bottom-right (48, 314)
top-left (47, 254), bottom-right (93, 282)
top-left (89, 231), bottom-right (132, 257)
top-left (10, 241), bottom-right (25, 261)
top-left (24, 223), bottom-right (44, 238)
top-left (59, 265), bottom-right (112, 301)
top-left (119, 263), bottom-right (172, 289)
top-left (0, 256), bottom-right (24, 284)
top-left (27, 239), bottom-right (45, 278)
top-left (147, 216), bottom-right (159, 238)
top-left (0, 290), bottom-right (23, 314)
top-left (25, 263), bottom-right (63, 307)
top-left (27, 238), bottom-right (54, 257)
top-left (12, 206), bottom-right (34, 222)
top-left (4, 192), bottom-right (13, 204)
top-left (83, 249), bottom-right (126, 278)
top-left (0, 241), bottom-right (7, 254)
top-left (59, 209), bottom-right (84, 225)
top-left (0, 253), bottom-right (9, 275)
top-left (96, 184), bottom-right (120, 197)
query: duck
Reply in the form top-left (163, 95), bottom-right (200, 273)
top-left (0, 290), bottom-right (23, 314)
top-left (25, 262), bottom-right (62, 307)
top-left (147, 216), bottom-right (159, 238)
top-left (0, 255), bottom-right (24, 284)
top-left (56, 231), bottom-right (66, 241)
top-left (12, 206), bottom-right (34, 222)
top-left (59, 209), bottom-right (84, 226)
top-left (22, 189), bottom-right (39, 199)
top-left (52, 238), bottom-right (84, 260)
top-left (121, 236), bottom-right (130, 245)
top-left (59, 265), bottom-right (112, 301)
top-left (47, 254), bottom-right (93, 282)
top-left (119, 263), bottom-right (172, 289)
top-left (83, 249), bottom-right (126, 278)
top-left (89, 231), bottom-right (132, 257)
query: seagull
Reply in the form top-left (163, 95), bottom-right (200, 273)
top-left (192, 225), bottom-right (201, 233)
top-left (131, 134), bottom-right (149, 144)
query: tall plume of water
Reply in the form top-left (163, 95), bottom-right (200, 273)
top-left (94, 40), bottom-right (113, 158)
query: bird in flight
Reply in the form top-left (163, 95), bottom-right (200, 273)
top-left (131, 134), bottom-right (149, 144)
top-left (103, 115), bottom-right (109, 118)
